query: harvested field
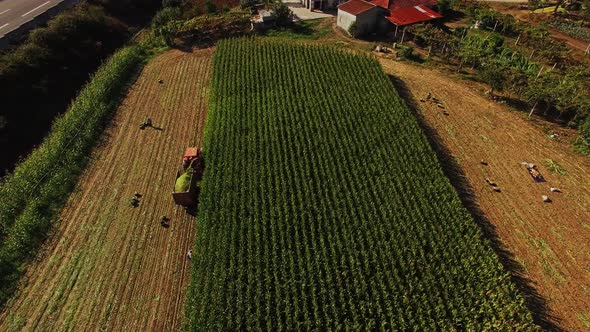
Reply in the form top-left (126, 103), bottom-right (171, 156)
top-left (0, 48), bottom-right (212, 331)
top-left (380, 59), bottom-right (590, 331)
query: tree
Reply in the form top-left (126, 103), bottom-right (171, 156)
top-left (478, 61), bottom-right (507, 96)
top-left (163, 0), bottom-right (182, 7)
top-left (523, 72), bottom-right (558, 117)
top-left (436, 0), bottom-right (451, 15)
top-left (151, 6), bottom-right (181, 29)
top-left (205, 0), bottom-right (217, 13)
top-left (582, 0), bottom-right (590, 25)
top-left (274, 0), bottom-right (292, 27)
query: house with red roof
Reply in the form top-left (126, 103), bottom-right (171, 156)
top-left (337, 0), bottom-right (383, 36)
top-left (336, 0), bottom-right (441, 36)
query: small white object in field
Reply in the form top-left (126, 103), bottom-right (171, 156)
top-left (542, 195), bottom-right (551, 203)
top-left (187, 250), bottom-right (192, 260)
top-left (550, 133), bottom-right (559, 139)
top-left (550, 187), bottom-right (561, 193)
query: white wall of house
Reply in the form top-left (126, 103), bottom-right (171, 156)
top-left (337, 7), bottom-right (382, 36)
top-left (337, 9), bottom-right (357, 34)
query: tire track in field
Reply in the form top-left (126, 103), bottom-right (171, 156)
top-left (0, 49), bottom-right (213, 332)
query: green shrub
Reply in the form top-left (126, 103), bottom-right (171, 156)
top-left (274, 0), bottom-right (292, 27)
top-left (163, 0), bottom-right (183, 7)
top-left (348, 21), bottom-right (357, 37)
top-left (152, 6), bottom-right (182, 29)
top-left (436, 0), bottom-right (452, 15)
top-left (205, 0), bottom-right (218, 13)
top-left (400, 45), bottom-right (415, 59)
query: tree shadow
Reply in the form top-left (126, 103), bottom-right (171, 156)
top-left (387, 74), bottom-right (563, 331)
top-left (172, 41), bottom-right (195, 53)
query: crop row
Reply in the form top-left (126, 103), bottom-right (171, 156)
top-left (184, 38), bottom-right (536, 331)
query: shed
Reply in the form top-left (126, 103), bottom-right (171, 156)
top-left (337, 0), bottom-right (383, 36)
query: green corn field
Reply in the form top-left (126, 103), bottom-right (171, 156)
top-left (185, 38), bottom-right (536, 331)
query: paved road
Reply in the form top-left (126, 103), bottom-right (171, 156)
top-left (0, 0), bottom-right (70, 38)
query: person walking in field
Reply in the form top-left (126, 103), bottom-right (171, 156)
top-left (187, 250), bottom-right (192, 260)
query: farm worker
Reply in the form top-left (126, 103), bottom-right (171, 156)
top-left (187, 250), bottom-right (192, 260)
top-left (160, 215), bottom-right (170, 228)
top-left (145, 118), bottom-right (153, 127)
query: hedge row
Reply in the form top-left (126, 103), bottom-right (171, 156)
top-left (0, 43), bottom-right (150, 305)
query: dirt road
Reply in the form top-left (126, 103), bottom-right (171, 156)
top-left (380, 58), bottom-right (590, 331)
top-left (0, 48), bottom-right (212, 331)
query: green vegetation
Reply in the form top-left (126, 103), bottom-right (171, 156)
top-left (575, 119), bottom-right (590, 154)
top-left (348, 21), bottom-right (358, 37)
top-left (273, 0), bottom-right (293, 27)
top-left (546, 18), bottom-right (590, 41)
top-left (0, 0), bottom-right (162, 177)
top-left (408, 4), bottom-right (590, 148)
top-left (185, 38), bottom-right (535, 330)
top-left (266, 19), bottom-right (331, 40)
top-left (543, 159), bottom-right (567, 175)
top-left (0, 36), bottom-right (157, 306)
top-left (180, 0), bottom-right (240, 17)
top-left (533, 6), bottom-right (566, 13)
top-left (157, 12), bottom-right (251, 46)
top-left (175, 171), bottom-right (193, 192)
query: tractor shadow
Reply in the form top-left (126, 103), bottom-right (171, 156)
top-left (387, 74), bottom-right (563, 332)
top-left (185, 187), bottom-right (201, 217)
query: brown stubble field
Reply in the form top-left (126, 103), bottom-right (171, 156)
top-left (0, 48), bottom-right (212, 331)
top-left (379, 58), bottom-right (590, 331)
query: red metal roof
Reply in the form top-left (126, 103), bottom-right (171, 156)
top-left (337, 0), bottom-right (377, 15)
top-left (386, 5), bottom-right (441, 26)
top-left (371, 0), bottom-right (390, 9)
top-left (184, 147), bottom-right (199, 158)
top-left (388, 0), bottom-right (437, 9)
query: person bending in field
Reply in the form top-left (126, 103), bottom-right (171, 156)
top-left (139, 117), bottom-right (153, 130)
top-left (160, 215), bottom-right (170, 228)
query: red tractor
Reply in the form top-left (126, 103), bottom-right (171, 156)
top-left (172, 147), bottom-right (204, 206)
